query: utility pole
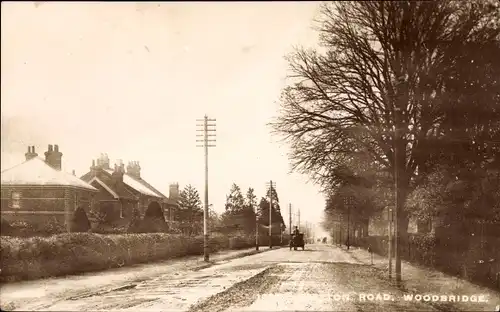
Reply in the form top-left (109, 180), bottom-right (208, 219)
top-left (344, 196), bottom-right (353, 250)
top-left (394, 75), bottom-right (405, 285)
top-left (255, 202), bottom-right (259, 251)
top-left (289, 203), bottom-right (292, 236)
top-left (196, 115), bottom-right (216, 262)
top-left (298, 209), bottom-right (301, 231)
top-left (388, 207), bottom-right (393, 279)
top-left (266, 180), bottom-right (276, 249)
top-left (394, 107), bottom-right (402, 284)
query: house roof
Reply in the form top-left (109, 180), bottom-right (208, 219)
top-left (134, 178), bottom-right (168, 198)
top-left (1, 157), bottom-right (98, 191)
top-left (88, 177), bottom-right (119, 199)
top-left (103, 169), bottom-right (166, 199)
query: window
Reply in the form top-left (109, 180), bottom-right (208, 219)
top-left (11, 192), bottom-right (21, 209)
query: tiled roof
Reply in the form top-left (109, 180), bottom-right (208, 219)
top-left (1, 157), bottom-right (98, 191)
top-left (104, 169), bottom-right (163, 198)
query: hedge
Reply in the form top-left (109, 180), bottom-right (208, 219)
top-left (0, 232), bottom-right (256, 283)
top-left (354, 234), bottom-right (500, 291)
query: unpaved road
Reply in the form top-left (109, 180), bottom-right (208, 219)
top-left (1, 244), bottom-right (498, 311)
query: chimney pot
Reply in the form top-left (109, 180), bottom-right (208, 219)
top-left (72, 170), bottom-right (76, 176)
top-left (25, 145), bottom-right (39, 161)
top-left (92, 159), bottom-right (95, 167)
top-left (44, 144), bottom-right (62, 170)
top-left (55, 144), bottom-right (59, 152)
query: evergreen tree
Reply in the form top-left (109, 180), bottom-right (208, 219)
top-left (225, 183), bottom-right (245, 214)
top-left (177, 184), bottom-right (203, 235)
top-left (222, 184), bottom-right (256, 234)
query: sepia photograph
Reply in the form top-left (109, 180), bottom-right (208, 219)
top-left (1, 1), bottom-right (499, 311)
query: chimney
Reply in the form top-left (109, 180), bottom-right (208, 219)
top-left (111, 160), bottom-right (125, 185)
top-left (44, 144), bottom-right (63, 170)
top-left (90, 159), bottom-right (98, 175)
top-left (72, 170), bottom-right (76, 176)
top-left (96, 153), bottom-right (110, 169)
top-left (126, 161), bottom-right (141, 179)
top-left (25, 146), bottom-right (38, 161)
top-left (169, 183), bottom-right (180, 201)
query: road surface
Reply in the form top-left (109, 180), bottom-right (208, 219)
top-left (1, 244), bottom-right (499, 311)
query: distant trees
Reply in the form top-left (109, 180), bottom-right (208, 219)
top-left (222, 184), bottom-right (256, 235)
top-left (221, 184), bottom-right (285, 236)
top-left (257, 186), bottom-right (286, 232)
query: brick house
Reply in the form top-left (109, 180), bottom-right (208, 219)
top-left (1, 145), bottom-right (98, 231)
top-left (80, 154), bottom-right (179, 226)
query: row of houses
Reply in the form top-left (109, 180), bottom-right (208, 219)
top-left (0, 144), bottom-right (181, 231)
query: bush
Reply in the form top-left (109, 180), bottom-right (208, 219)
top-left (0, 219), bottom-right (14, 236)
top-left (4, 220), bottom-right (66, 237)
top-left (140, 217), bottom-right (169, 233)
top-left (127, 209), bottom-right (142, 233)
top-left (70, 207), bottom-right (91, 233)
top-left (229, 235), bottom-right (254, 249)
top-left (0, 232), bottom-right (256, 283)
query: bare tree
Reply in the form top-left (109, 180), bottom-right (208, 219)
top-left (271, 1), bottom-right (500, 233)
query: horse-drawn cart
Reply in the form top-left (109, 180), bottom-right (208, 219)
top-left (289, 233), bottom-right (305, 250)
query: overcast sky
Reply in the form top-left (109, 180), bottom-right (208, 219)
top-left (1, 1), bottom-right (328, 235)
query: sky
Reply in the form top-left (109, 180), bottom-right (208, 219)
top-left (1, 1), bottom-right (329, 237)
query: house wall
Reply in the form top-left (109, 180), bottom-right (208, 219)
top-left (0, 186), bottom-right (95, 231)
top-left (89, 182), bottom-right (138, 224)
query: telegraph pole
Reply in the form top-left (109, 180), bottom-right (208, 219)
top-left (388, 207), bottom-right (393, 279)
top-left (344, 196), bottom-right (353, 250)
top-left (298, 209), bottom-right (301, 231)
top-left (394, 75), bottom-right (405, 285)
top-left (266, 180), bottom-right (276, 248)
top-left (394, 108), bottom-right (402, 284)
top-left (196, 115), bottom-right (216, 262)
top-left (289, 204), bottom-right (292, 236)
top-left (255, 202), bottom-right (259, 251)
top-left (339, 213), bottom-right (343, 246)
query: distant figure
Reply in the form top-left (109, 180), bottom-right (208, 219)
top-left (293, 226), bottom-right (300, 236)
